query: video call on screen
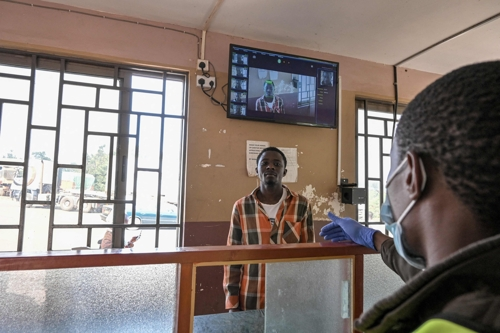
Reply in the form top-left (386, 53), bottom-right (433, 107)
top-left (228, 45), bottom-right (338, 128)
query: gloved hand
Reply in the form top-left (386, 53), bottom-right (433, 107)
top-left (319, 212), bottom-right (377, 250)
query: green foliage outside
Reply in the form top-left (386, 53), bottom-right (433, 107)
top-left (32, 151), bottom-right (51, 161)
top-left (368, 181), bottom-right (381, 222)
top-left (86, 145), bottom-right (108, 192)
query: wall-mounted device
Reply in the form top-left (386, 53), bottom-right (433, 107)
top-left (226, 44), bottom-right (339, 128)
top-left (339, 178), bottom-right (366, 205)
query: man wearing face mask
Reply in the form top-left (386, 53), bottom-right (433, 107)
top-left (320, 61), bottom-right (500, 332)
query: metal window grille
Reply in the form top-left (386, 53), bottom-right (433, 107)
top-left (355, 99), bottom-right (404, 230)
top-left (0, 49), bottom-right (188, 251)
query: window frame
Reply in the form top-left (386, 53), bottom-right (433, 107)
top-left (0, 48), bottom-right (188, 251)
top-left (355, 98), bottom-right (405, 228)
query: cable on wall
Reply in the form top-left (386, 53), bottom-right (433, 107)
top-left (198, 61), bottom-right (227, 112)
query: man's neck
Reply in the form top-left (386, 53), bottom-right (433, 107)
top-left (264, 95), bottom-right (274, 102)
top-left (257, 184), bottom-right (283, 204)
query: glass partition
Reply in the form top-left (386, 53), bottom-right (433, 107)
top-left (266, 259), bottom-right (352, 332)
top-left (192, 258), bottom-right (353, 333)
top-left (364, 254), bottom-right (404, 310)
top-left (0, 264), bottom-right (178, 333)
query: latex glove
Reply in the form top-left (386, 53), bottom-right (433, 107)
top-left (319, 212), bottom-right (377, 250)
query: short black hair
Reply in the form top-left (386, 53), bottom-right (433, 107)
top-left (256, 147), bottom-right (287, 168)
top-left (396, 61), bottom-right (500, 229)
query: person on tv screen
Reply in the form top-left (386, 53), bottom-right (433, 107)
top-left (232, 79), bottom-right (245, 90)
top-left (234, 54), bottom-right (247, 65)
top-left (232, 92), bottom-right (243, 103)
top-left (223, 147), bottom-right (314, 311)
top-left (235, 66), bottom-right (246, 78)
top-left (255, 80), bottom-right (285, 113)
top-left (320, 71), bottom-right (334, 87)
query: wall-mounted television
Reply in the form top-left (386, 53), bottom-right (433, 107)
top-left (227, 44), bottom-right (339, 128)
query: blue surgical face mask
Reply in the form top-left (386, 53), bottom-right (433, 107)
top-left (381, 157), bottom-right (427, 270)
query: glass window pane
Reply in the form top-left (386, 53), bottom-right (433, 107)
top-left (135, 171), bottom-right (158, 224)
top-left (99, 88), bottom-right (120, 110)
top-left (0, 64), bottom-right (30, 76)
top-left (53, 167), bottom-right (83, 225)
top-left (0, 104), bottom-right (28, 161)
top-left (30, 129), bottom-right (55, 162)
top-left (123, 137), bottom-right (137, 197)
top-left (367, 137), bottom-right (380, 178)
top-left (357, 108), bottom-right (365, 134)
top-left (132, 75), bottom-right (163, 92)
top-left (383, 156), bottom-right (391, 201)
top-left (129, 114), bottom-right (137, 135)
top-left (0, 229), bottom-right (18, 251)
top-left (387, 121), bottom-right (395, 137)
top-left (86, 136), bottom-right (110, 194)
top-left (367, 110), bottom-right (393, 119)
top-left (159, 201), bottom-right (178, 225)
top-left (132, 92), bottom-right (162, 114)
top-left (109, 137), bottom-right (118, 200)
top-left (0, 193), bottom-right (21, 225)
top-left (138, 116), bottom-right (161, 169)
top-left (23, 208), bottom-right (50, 251)
top-left (382, 138), bottom-right (392, 155)
top-left (64, 73), bottom-right (113, 86)
top-left (159, 228), bottom-right (178, 250)
top-left (165, 80), bottom-right (184, 116)
top-left (59, 109), bottom-right (85, 165)
top-left (136, 171), bottom-right (159, 209)
top-left (161, 118), bottom-right (182, 203)
top-left (368, 180), bottom-right (381, 222)
top-left (62, 84), bottom-right (96, 108)
top-left (52, 228), bottom-right (89, 250)
top-left (358, 203), bottom-right (366, 222)
top-left (357, 136), bottom-right (365, 188)
top-left (367, 119), bottom-right (385, 136)
top-left (0, 77), bottom-right (30, 101)
top-left (88, 111), bottom-right (118, 133)
top-left (28, 130), bottom-right (55, 201)
top-left (32, 70), bottom-right (59, 127)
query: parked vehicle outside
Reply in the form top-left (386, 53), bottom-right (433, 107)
top-left (100, 201), bottom-right (178, 225)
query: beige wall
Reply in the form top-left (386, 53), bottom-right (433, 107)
top-left (0, 1), bottom-right (441, 223)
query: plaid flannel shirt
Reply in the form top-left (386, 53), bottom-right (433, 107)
top-left (255, 95), bottom-right (285, 113)
top-left (223, 185), bottom-right (314, 310)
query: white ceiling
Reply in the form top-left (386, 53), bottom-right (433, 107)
top-left (42, 0), bottom-right (500, 74)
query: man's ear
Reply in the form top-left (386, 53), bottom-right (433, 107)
top-left (283, 168), bottom-right (287, 176)
top-left (255, 167), bottom-right (258, 174)
top-left (405, 151), bottom-right (425, 200)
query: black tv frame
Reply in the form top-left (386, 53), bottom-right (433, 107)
top-left (227, 44), bottom-right (339, 129)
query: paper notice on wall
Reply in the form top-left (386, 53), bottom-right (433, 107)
top-left (278, 147), bottom-right (298, 183)
top-left (247, 140), bottom-right (269, 177)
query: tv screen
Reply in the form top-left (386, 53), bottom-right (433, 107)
top-left (227, 44), bottom-right (339, 128)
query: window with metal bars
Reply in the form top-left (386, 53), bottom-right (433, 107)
top-left (0, 49), bottom-right (188, 252)
top-left (355, 99), bottom-right (404, 234)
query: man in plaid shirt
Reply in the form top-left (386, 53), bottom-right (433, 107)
top-left (255, 80), bottom-right (285, 113)
top-left (223, 147), bottom-right (314, 311)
